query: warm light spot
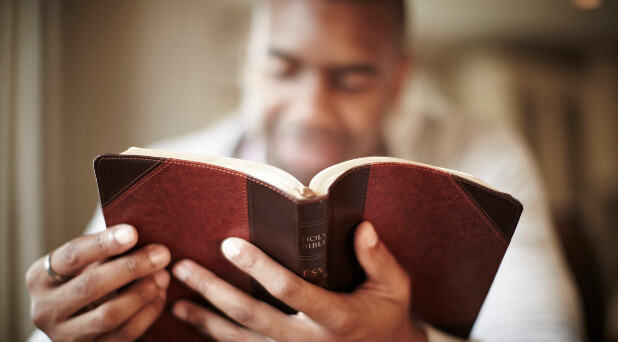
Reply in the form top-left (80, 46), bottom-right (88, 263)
top-left (572, 0), bottom-right (602, 10)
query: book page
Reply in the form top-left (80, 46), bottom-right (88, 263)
top-left (122, 147), bottom-right (308, 199)
top-left (309, 156), bottom-right (497, 196)
top-left (122, 148), bottom-right (496, 200)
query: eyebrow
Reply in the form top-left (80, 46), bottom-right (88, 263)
top-left (268, 47), bottom-right (301, 65)
top-left (331, 65), bottom-right (377, 75)
top-left (268, 47), bottom-right (378, 75)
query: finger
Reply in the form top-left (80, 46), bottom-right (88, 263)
top-left (26, 225), bottom-right (137, 290)
top-left (54, 224), bottom-right (138, 277)
top-left (353, 221), bottom-right (410, 301)
top-left (173, 300), bottom-right (270, 342)
top-left (56, 244), bottom-right (171, 317)
top-left (219, 238), bottom-right (342, 325)
top-left (59, 270), bottom-right (170, 337)
top-left (173, 260), bottom-right (309, 340)
top-left (96, 295), bottom-right (166, 342)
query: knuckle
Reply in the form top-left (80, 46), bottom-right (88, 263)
top-left (93, 233), bottom-right (109, 254)
top-left (31, 301), bottom-right (50, 329)
top-left (237, 250), bottom-right (258, 271)
top-left (59, 242), bottom-right (80, 267)
top-left (217, 327), bottom-right (243, 342)
top-left (272, 276), bottom-right (302, 301)
top-left (330, 313), bottom-right (356, 336)
top-left (373, 245), bottom-right (392, 266)
top-left (229, 305), bottom-right (254, 326)
top-left (117, 298), bottom-right (164, 340)
top-left (94, 305), bottom-right (121, 331)
top-left (139, 279), bottom-right (159, 302)
top-left (398, 272), bottom-right (412, 302)
top-left (124, 254), bottom-right (142, 275)
top-left (196, 278), bottom-right (210, 297)
top-left (25, 262), bottom-right (41, 291)
top-left (72, 273), bottom-right (101, 297)
top-left (183, 305), bottom-right (199, 324)
top-left (116, 325), bottom-right (140, 341)
top-left (182, 305), bottom-right (210, 335)
top-left (31, 299), bottom-right (61, 331)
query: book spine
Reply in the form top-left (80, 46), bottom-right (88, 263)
top-left (297, 199), bottom-right (329, 285)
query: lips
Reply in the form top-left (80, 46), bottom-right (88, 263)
top-left (275, 135), bottom-right (343, 172)
top-left (269, 125), bottom-right (343, 174)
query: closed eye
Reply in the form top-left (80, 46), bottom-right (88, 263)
top-left (331, 66), bottom-right (377, 93)
top-left (266, 48), bottom-right (300, 79)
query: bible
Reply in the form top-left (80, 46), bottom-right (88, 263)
top-left (94, 147), bottom-right (523, 341)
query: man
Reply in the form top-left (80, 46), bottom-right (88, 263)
top-left (26, 0), bottom-right (583, 341)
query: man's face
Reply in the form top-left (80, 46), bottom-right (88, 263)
top-left (242, 0), bottom-right (407, 184)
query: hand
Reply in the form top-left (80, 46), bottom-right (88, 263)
top-left (25, 224), bottom-right (172, 341)
top-left (171, 221), bottom-right (427, 342)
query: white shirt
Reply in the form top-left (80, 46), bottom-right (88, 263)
top-left (31, 112), bottom-right (583, 342)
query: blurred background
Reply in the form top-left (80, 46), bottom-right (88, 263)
top-left (1, 0), bottom-right (616, 340)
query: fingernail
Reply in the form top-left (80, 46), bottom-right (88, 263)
top-left (221, 238), bottom-right (241, 259)
top-left (114, 225), bottom-right (134, 245)
top-left (173, 302), bottom-right (188, 320)
top-left (154, 270), bottom-right (170, 288)
top-left (149, 245), bottom-right (170, 267)
top-left (173, 262), bottom-right (191, 281)
top-left (364, 222), bottom-right (378, 248)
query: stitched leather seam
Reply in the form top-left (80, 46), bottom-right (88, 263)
top-left (96, 156), bottom-right (165, 208)
top-left (103, 160), bottom-right (172, 213)
top-left (454, 178), bottom-right (507, 241)
top-left (318, 165), bottom-right (371, 221)
top-left (364, 165), bottom-right (373, 221)
top-left (361, 166), bottom-right (368, 221)
top-left (243, 169), bottom-right (249, 241)
top-left (104, 158), bottom-right (252, 239)
top-left (454, 177), bottom-right (520, 241)
top-left (248, 178), bottom-right (254, 242)
top-left (447, 175), bottom-right (509, 245)
top-left (103, 158), bottom-right (377, 205)
top-left (364, 163), bottom-right (450, 221)
top-left (326, 165), bottom-right (371, 190)
top-left (368, 162), bottom-right (520, 232)
top-left (365, 163), bottom-right (509, 246)
top-left (366, 162), bottom-right (452, 177)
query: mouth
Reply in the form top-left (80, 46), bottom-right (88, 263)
top-left (270, 127), bottom-right (347, 177)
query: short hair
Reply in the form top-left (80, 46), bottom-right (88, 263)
top-left (330, 0), bottom-right (406, 47)
top-left (253, 0), bottom-right (408, 51)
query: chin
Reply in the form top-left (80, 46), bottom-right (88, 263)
top-left (270, 153), bottom-right (335, 185)
top-left (282, 159), bottom-right (325, 184)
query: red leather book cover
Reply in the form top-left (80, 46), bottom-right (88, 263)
top-left (94, 152), bottom-right (522, 341)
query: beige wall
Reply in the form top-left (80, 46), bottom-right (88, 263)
top-left (2, 0), bottom-right (250, 339)
top-left (2, 0), bottom-right (45, 339)
top-left (57, 0), bottom-right (250, 245)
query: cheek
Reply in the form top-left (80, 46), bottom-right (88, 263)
top-left (243, 77), bottom-right (287, 136)
top-left (336, 91), bottom-right (387, 149)
top-left (259, 81), bottom-right (293, 137)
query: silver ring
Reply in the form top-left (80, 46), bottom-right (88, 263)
top-left (44, 252), bottom-right (71, 282)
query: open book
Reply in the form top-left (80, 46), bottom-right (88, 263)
top-left (94, 147), bottom-right (523, 341)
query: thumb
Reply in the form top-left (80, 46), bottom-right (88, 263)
top-left (354, 221), bottom-right (411, 299)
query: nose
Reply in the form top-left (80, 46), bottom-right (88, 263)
top-left (290, 71), bottom-right (337, 126)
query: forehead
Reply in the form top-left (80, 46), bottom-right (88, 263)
top-left (262, 0), bottom-right (398, 64)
